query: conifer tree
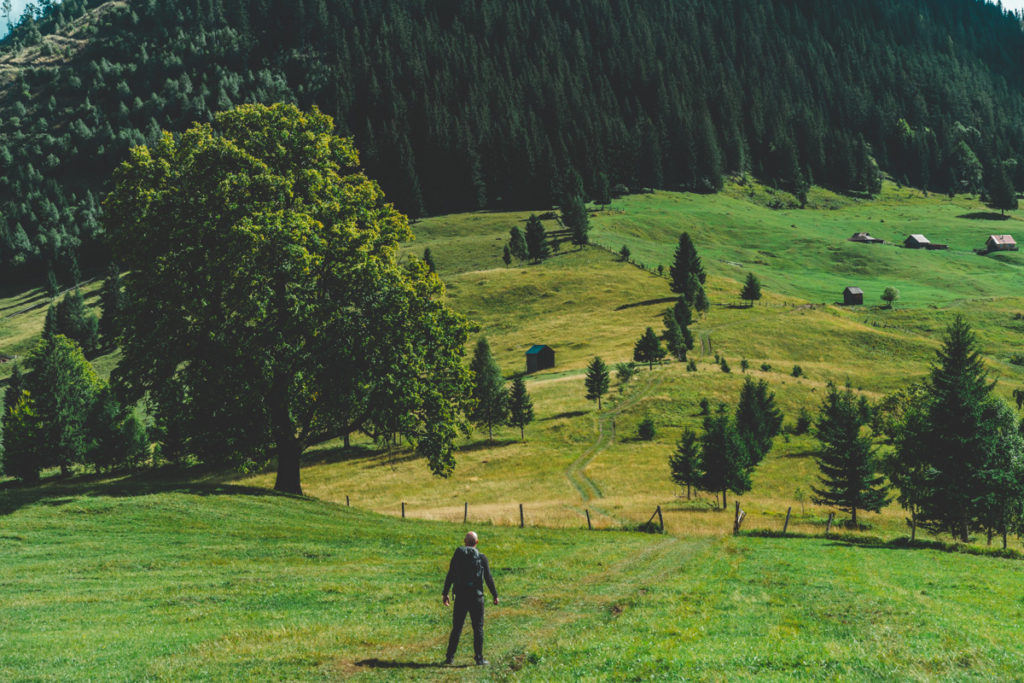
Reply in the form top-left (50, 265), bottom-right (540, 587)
top-left (633, 327), bottom-right (666, 369)
top-left (98, 263), bottom-right (125, 344)
top-left (469, 337), bottom-right (508, 441)
top-left (669, 232), bottom-right (705, 296)
top-left (698, 412), bottom-right (750, 509)
top-left (563, 195), bottom-right (590, 246)
top-left (735, 377), bottom-right (783, 466)
top-left (584, 356), bottom-right (610, 409)
top-left (502, 244), bottom-right (511, 268)
top-left (423, 247), bottom-right (436, 273)
top-left (509, 226), bottom-right (528, 262)
top-left (662, 312), bottom-right (688, 362)
top-left (740, 272), bottom-right (762, 307)
top-left (42, 303), bottom-right (57, 340)
top-left (2, 362), bottom-right (24, 417)
top-left (524, 214), bottom-right (549, 263)
top-left (1, 391), bottom-right (41, 483)
top-left (595, 172), bottom-right (611, 207)
top-left (669, 427), bottom-right (701, 499)
top-left (989, 162), bottom-right (1018, 215)
top-left (507, 375), bottom-right (534, 440)
top-left (812, 383), bottom-right (890, 527)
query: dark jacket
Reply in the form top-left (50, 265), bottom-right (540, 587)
top-left (443, 546), bottom-right (498, 599)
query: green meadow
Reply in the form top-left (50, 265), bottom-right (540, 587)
top-left (3, 180), bottom-right (1024, 679)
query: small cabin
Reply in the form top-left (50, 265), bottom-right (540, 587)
top-left (987, 234), bottom-right (1018, 252)
top-left (904, 234), bottom-right (931, 249)
top-left (525, 345), bottom-right (555, 373)
top-left (848, 232), bottom-right (883, 244)
top-left (843, 287), bottom-right (864, 306)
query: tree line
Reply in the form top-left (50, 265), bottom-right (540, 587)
top-left (7, 0), bottom-right (1024, 283)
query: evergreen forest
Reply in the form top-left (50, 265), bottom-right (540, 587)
top-left (4, 0), bottom-right (1024, 282)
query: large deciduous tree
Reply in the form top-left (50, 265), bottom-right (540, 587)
top-left (103, 104), bottom-right (473, 494)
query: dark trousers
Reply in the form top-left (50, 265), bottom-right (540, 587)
top-left (446, 594), bottom-right (485, 661)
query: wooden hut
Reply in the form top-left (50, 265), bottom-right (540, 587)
top-left (904, 234), bottom-right (931, 249)
top-left (986, 234), bottom-right (1018, 251)
top-left (848, 232), bottom-right (883, 244)
top-left (843, 287), bottom-right (864, 306)
top-left (525, 345), bottom-right (555, 373)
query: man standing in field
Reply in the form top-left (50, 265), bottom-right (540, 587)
top-left (442, 531), bottom-right (499, 666)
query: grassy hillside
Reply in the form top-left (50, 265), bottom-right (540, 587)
top-left (1, 480), bottom-right (1023, 680)
top-left (239, 181), bottom-right (1024, 547)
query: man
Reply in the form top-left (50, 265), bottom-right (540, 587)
top-left (442, 531), bottom-right (499, 666)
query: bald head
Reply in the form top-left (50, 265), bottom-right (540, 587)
top-left (464, 531), bottom-right (478, 547)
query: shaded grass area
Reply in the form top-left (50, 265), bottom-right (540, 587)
top-left (2, 485), bottom-right (1023, 680)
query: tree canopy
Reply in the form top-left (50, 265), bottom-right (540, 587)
top-left (103, 103), bottom-right (473, 494)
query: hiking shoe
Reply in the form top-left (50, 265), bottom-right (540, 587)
top-left (475, 659), bottom-right (489, 666)
top-left (443, 657), bottom-right (454, 666)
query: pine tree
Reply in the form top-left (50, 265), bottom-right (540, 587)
top-left (563, 195), bottom-right (591, 246)
top-left (693, 281), bottom-right (710, 317)
top-left (669, 427), bottom-right (701, 499)
top-left (740, 272), bottom-right (762, 307)
top-left (595, 172), bottom-right (611, 207)
top-left (584, 356), bottom-right (610, 409)
top-left (698, 412), bottom-right (750, 509)
top-left (423, 247), bottom-right (436, 272)
top-left (43, 303), bottom-right (57, 340)
top-left (0, 391), bottom-right (42, 482)
top-left (509, 226), bottom-right (528, 262)
top-left (524, 214), bottom-right (549, 263)
top-left (502, 244), bottom-right (512, 268)
top-left (669, 232), bottom-right (705, 295)
top-left (812, 382), bottom-right (890, 527)
top-left (469, 337), bottom-right (508, 441)
top-left (46, 269), bottom-right (59, 299)
top-left (98, 263), bottom-right (125, 344)
top-left (633, 327), bottom-right (666, 369)
top-left (661, 312), bottom-right (688, 362)
top-left (989, 162), bottom-right (1018, 215)
top-left (734, 377), bottom-right (783, 466)
top-left (2, 362), bottom-right (24, 416)
top-left (507, 375), bottom-right (534, 440)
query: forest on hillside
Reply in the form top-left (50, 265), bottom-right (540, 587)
top-left (3, 0), bottom-right (1024, 282)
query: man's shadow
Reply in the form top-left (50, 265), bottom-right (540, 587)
top-left (354, 658), bottom-right (469, 669)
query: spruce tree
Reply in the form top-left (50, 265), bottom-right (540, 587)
top-left (2, 362), bottom-right (24, 416)
top-left (98, 263), bottom-right (125, 344)
top-left (734, 377), bottom-right (783, 466)
top-left (669, 232), bottom-right (705, 295)
top-left (502, 244), bottom-right (512, 268)
top-left (989, 162), bottom-right (1018, 215)
top-left (584, 356), bottom-right (610, 409)
top-left (563, 195), bottom-right (590, 246)
top-left (662, 312), bottom-right (688, 362)
top-left (469, 337), bottom-right (508, 441)
top-left (1, 391), bottom-right (42, 483)
top-left (913, 315), bottom-right (997, 541)
top-left (698, 412), bottom-right (750, 509)
top-left (595, 172), bottom-right (611, 207)
top-left (975, 401), bottom-right (1024, 548)
top-left (43, 303), bottom-right (57, 339)
top-left (507, 375), bottom-right (534, 440)
top-left (423, 247), bottom-right (436, 272)
top-left (524, 214), bottom-right (549, 263)
top-left (812, 383), bottom-right (890, 527)
top-left (740, 272), bottom-right (762, 307)
top-left (633, 327), bottom-right (666, 369)
top-left (693, 281), bottom-right (710, 317)
top-left (669, 427), bottom-right (701, 499)
top-left (509, 226), bottom-right (528, 262)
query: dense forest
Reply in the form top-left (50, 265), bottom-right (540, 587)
top-left (3, 0), bottom-right (1024, 282)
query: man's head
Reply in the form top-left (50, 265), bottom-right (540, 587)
top-left (464, 531), bottom-right (478, 547)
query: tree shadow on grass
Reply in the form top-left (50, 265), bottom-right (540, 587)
top-left (615, 296), bottom-right (677, 311)
top-left (355, 658), bottom-right (466, 669)
top-left (540, 410), bottom-right (587, 421)
top-left (957, 211), bottom-right (1010, 220)
top-left (457, 438), bottom-right (519, 454)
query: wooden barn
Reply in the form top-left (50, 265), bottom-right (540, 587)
top-left (848, 232), bottom-right (883, 244)
top-left (525, 344), bottom-right (555, 373)
top-left (843, 287), bottom-right (864, 306)
top-left (904, 234), bottom-right (931, 248)
top-left (986, 234), bottom-right (1018, 251)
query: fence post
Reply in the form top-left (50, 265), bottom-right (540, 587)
top-left (401, 502), bottom-right (405, 519)
top-left (519, 503), bottom-right (524, 528)
top-left (656, 505), bottom-right (664, 532)
top-left (346, 495), bottom-right (349, 507)
top-left (825, 512), bottom-right (834, 536)
top-left (586, 509), bottom-right (592, 530)
top-left (783, 506), bottom-right (792, 534)
top-left (463, 501), bottom-right (468, 524)
top-left (732, 501), bottom-right (746, 535)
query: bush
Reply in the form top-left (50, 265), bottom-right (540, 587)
top-left (686, 360), bottom-right (697, 372)
top-left (792, 365), bottom-right (804, 378)
top-left (760, 362), bottom-right (772, 372)
top-left (699, 398), bottom-right (711, 415)
top-left (1009, 353), bottom-right (1024, 367)
top-left (793, 407), bottom-right (812, 435)
top-left (720, 357), bottom-right (731, 373)
top-left (740, 359), bottom-right (749, 372)
top-left (637, 417), bottom-right (656, 440)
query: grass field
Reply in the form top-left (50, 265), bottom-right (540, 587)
top-left (2, 481), bottom-right (1023, 681)
top-left (238, 180), bottom-right (1024, 546)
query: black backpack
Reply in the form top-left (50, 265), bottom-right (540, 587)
top-left (453, 546), bottom-right (484, 593)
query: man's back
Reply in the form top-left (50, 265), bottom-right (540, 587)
top-left (444, 545), bottom-right (498, 600)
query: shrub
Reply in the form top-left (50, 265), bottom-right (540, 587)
top-left (760, 362), bottom-right (772, 372)
top-left (740, 359), bottom-right (749, 373)
top-left (720, 357), bottom-right (731, 373)
top-left (792, 365), bottom-right (804, 378)
top-left (687, 360), bottom-right (698, 372)
top-left (637, 417), bottom-right (656, 440)
top-left (699, 398), bottom-right (711, 415)
top-left (793, 407), bottom-right (812, 435)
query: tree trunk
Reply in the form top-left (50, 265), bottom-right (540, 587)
top-left (686, 483), bottom-right (691, 500)
top-left (270, 374), bottom-right (303, 495)
top-left (851, 507), bottom-right (857, 528)
top-left (519, 425), bottom-right (524, 440)
top-left (722, 488), bottom-right (727, 510)
top-left (488, 422), bottom-right (493, 442)
top-left (343, 432), bottom-right (350, 448)
top-left (273, 437), bottom-right (303, 495)
top-left (597, 395), bottom-right (602, 410)
top-left (910, 509), bottom-right (916, 542)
